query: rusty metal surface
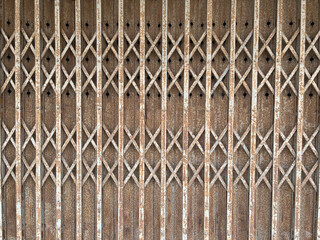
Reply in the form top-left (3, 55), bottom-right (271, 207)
top-left (1, 0), bottom-right (320, 239)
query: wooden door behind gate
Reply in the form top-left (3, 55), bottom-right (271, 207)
top-left (0, 0), bottom-right (320, 239)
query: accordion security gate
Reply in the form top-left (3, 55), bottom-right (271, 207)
top-left (0, 0), bottom-right (320, 239)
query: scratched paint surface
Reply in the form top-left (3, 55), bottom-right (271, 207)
top-left (0, 0), bottom-right (320, 239)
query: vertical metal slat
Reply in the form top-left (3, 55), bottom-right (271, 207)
top-left (182, 1), bottom-right (190, 238)
top-left (35, 0), bottom-right (42, 238)
top-left (118, 0), bottom-right (124, 238)
top-left (75, 0), bottom-right (82, 239)
top-left (294, 0), bottom-right (306, 239)
top-left (271, 0), bottom-right (283, 238)
top-left (227, 0), bottom-right (236, 239)
top-left (160, 0), bottom-right (167, 239)
top-left (96, 0), bottom-right (103, 238)
top-left (204, 0), bottom-right (212, 238)
top-left (14, 0), bottom-right (22, 238)
top-left (139, 0), bottom-right (146, 238)
top-left (55, 0), bottom-right (62, 238)
top-left (248, 0), bottom-right (260, 239)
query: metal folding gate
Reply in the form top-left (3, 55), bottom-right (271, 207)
top-left (0, 0), bottom-right (320, 239)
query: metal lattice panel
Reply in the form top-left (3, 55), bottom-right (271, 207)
top-left (0, 0), bottom-right (320, 239)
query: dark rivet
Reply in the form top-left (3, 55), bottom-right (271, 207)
top-left (179, 92), bottom-right (182, 97)
top-left (147, 22), bottom-right (150, 27)
top-left (46, 22), bottom-right (50, 27)
top-left (201, 23), bottom-right (204, 27)
top-left (126, 22), bottom-right (129, 27)
top-left (222, 57), bottom-right (226, 62)
top-left (158, 93), bottom-right (161, 97)
top-left (189, 93), bottom-right (192, 97)
top-left (191, 22), bottom-right (193, 26)
top-left (223, 21), bottom-right (226, 27)
top-left (126, 92), bottom-right (130, 97)
top-left (26, 21), bottom-right (30, 27)
top-left (66, 57), bottom-right (70, 62)
top-left (66, 91), bottom-right (70, 96)
top-left (212, 40), bottom-right (215, 44)
top-left (85, 22), bottom-right (89, 27)
top-left (311, 21), bottom-right (315, 26)
top-left (126, 58), bottom-right (130, 62)
top-left (86, 91), bottom-right (89, 97)
top-left (85, 57), bottom-right (89, 62)
top-left (137, 22), bottom-right (140, 27)
top-left (26, 56), bottom-right (30, 62)
top-left (212, 58), bottom-right (215, 62)
top-left (66, 22), bottom-right (69, 28)
top-left (158, 23), bottom-right (161, 28)
top-left (137, 93), bottom-right (139, 97)
top-left (147, 93), bottom-right (150, 97)
top-left (179, 76), bottom-right (182, 80)
top-left (288, 57), bottom-right (292, 62)
top-left (267, 20), bottom-right (271, 26)
top-left (266, 57), bottom-right (270, 62)
top-left (27, 90), bottom-right (31, 95)
top-left (310, 57), bottom-right (314, 62)
top-left (158, 76), bottom-right (161, 81)
top-left (200, 58), bottom-right (204, 62)
top-left (265, 92), bottom-right (269, 98)
top-left (169, 58), bottom-right (171, 63)
top-left (147, 76), bottom-right (150, 80)
top-left (287, 92), bottom-right (291, 97)
top-left (106, 91), bottom-right (109, 97)
top-left (6, 20), bottom-right (10, 25)
top-left (243, 92), bottom-right (247, 97)
top-left (47, 91), bottom-right (50, 96)
top-left (168, 93), bottom-right (171, 98)
top-left (200, 93), bottom-right (203, 97)
top-left (245, 21), bottom-right (248, 27)
top-left (201, 41), bottom-right (204, 45)
top-left (179, 22), bottom-right (182, 27)
top-left (8, 89), bottom-right (12, 94)
top-left (309, 92), bottom-right (313, 97)
top-left (222, 92), bottom-right (225, 97)
top-left (289, 21), bottom-right (293, 26)
top-left (179, 58), bottom-right (182, 62)
top-left (116, 22), bottom-right (118, 26)
top-left (211, 93), bottom-right (214, 98)
top-left (7, 55), bottom-right (11, 60)
top-left (244, 57), bottom-right (248, 62)
top-left (168, 23), bottom-right (172, 28)
top-left (46, 57), bottom-right (50, 61)
top-left (105, 22), bottom-right (109, 27)
top-left (212, 22), bottom-right (215, 27)
top-left (106, 58), bottom-right (109, 62)
top-left (190, 58), bottom-right (193, 62)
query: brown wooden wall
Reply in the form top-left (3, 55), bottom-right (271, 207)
top-left (0, 0), bottom-right (320, 239)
